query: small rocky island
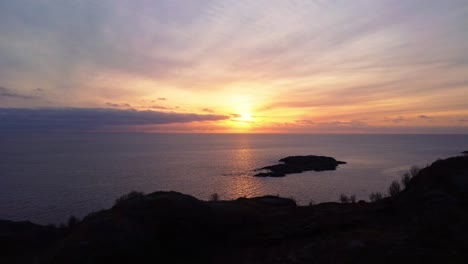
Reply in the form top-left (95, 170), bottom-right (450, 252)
top-left (254, 155), bottom-right (346, 177)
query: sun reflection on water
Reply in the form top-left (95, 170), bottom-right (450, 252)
top-left (221, 136), bottom-right (261, 199)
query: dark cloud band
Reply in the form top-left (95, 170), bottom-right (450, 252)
top-left (0, 108), bottom-right (229, 132)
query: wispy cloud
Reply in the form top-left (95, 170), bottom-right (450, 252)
top-left (105, 102), bottom-right (132, 108)
top-left (148, 105), bottom-right (175, 110)
top-left (0, 87), bottom-right (35, 100)
top-left (419, 115), bottom-right (432, 119)
top-left (202, 108), bottom-right (214, 113)
top-left (384, 116), bottom-right (407, 124)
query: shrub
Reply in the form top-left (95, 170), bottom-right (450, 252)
top-left (115, 191), bottom-right (145, 205)
top-left (401, 173), bottom-right (412, 188)
top-left (67, 215), bottom-right (79, 228)
top-left (209, 192), bottom-right (220, 201)
top-left (388, 180), bottom-right (401, 197)
top-left (339, 194), bottom-right (357, 203)
top-left (339, 194), bottom-right (349, 203)
top-left (410, 165), bottom-right (420, 177)
top-left (369, 192), bottom-right (383, 202)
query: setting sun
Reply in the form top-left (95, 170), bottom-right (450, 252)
top-left (237, 113), bottom-right (254, 123)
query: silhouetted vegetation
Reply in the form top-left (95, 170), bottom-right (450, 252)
top-left (67, 215), bottom-right (79, 228)
top-left (401, 173), bottom-right (412, 188)
top-left (388, 180), bottom-right (401, 197)
top-left (368, 192), bottom-right (383, 202)
top-left (209, 192), bottom-right (220, 201)
top-left (339, 194), bottom-right (356, 203)
top-left (409, 165), bottom-right (420, 177)
top-left (339, 194), bottom-right (349, 203)
top-left (115, 191), bottom-right (145, 205)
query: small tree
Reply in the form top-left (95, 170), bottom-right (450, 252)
top-left (339, 194), bottom-right (349, 203)
top-left (209, 192), bottom-right (220, 201)
top-left (410, 165), bottom-right (420, 177)
top-left (349, 195), bottom-right (356, 203)
top-left (369, 192), bottom-right (383, 202)
top-left (388, 181), bottom-right (401, 197)
top-left (67, 215), bottom-right (79, 228)
top-left (401, 173), bottom-right (412, 188)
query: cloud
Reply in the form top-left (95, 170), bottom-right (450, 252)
top-left (149, 105), bottom-right (174, 110)
top-left (157, 97), bottom-right (167, 101)
top-left (105, 102), bottom-right (132, 108)
top-left (295, 119), bottom-right (368, 127)
top-left (0, 108), bottom-right (229, 132)
top-left (384, 116), bottom-right (406, 124)
top-left (295, 120), bottom-right (316, 125)
top-left (419, 115), bottom-right (432, 119)
top-left (0, 87), bottom-right (35, 100)
top-left (202, 108), bottom-right (214, 113)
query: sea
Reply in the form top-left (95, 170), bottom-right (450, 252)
top-left (1, 133), bottom-right (467, 224)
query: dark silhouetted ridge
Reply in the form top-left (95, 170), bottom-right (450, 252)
top-left (1, 156), bottom-right (468, 263)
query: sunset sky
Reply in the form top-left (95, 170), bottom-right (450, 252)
top-left (1, 0), bottom-right (468, 133)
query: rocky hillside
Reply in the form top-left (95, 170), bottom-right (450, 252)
top-left (1, 155), bottom-right (468, 264)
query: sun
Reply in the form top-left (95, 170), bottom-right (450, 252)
top-left (226, 112), bottom-right (255, 131)
top-left (237, 112), bottom-right (253, 122)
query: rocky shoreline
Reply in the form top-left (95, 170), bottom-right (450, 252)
top-left (1, 155), bottom-right (468, 263)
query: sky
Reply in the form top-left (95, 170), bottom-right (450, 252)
top-left (1, 0), bottom-right (468, 133)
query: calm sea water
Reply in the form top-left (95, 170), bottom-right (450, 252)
top-left (1, 133), bottom-right (467, 224)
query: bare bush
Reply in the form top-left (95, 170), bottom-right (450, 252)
top-left (410, 165), bottom-right (420, 177)
top-left (339, 194), bottom-right (349, 203)
top-left (209, 192), bottom-right (220, 202)
top-left (388, 181), bottom-right (401, 197)
top-left (401, 173), bottom-right (412, 188)
top-left (67, 215), bottom-right (79, 228)
top-left (369, 192), bottom-right (383, 202)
